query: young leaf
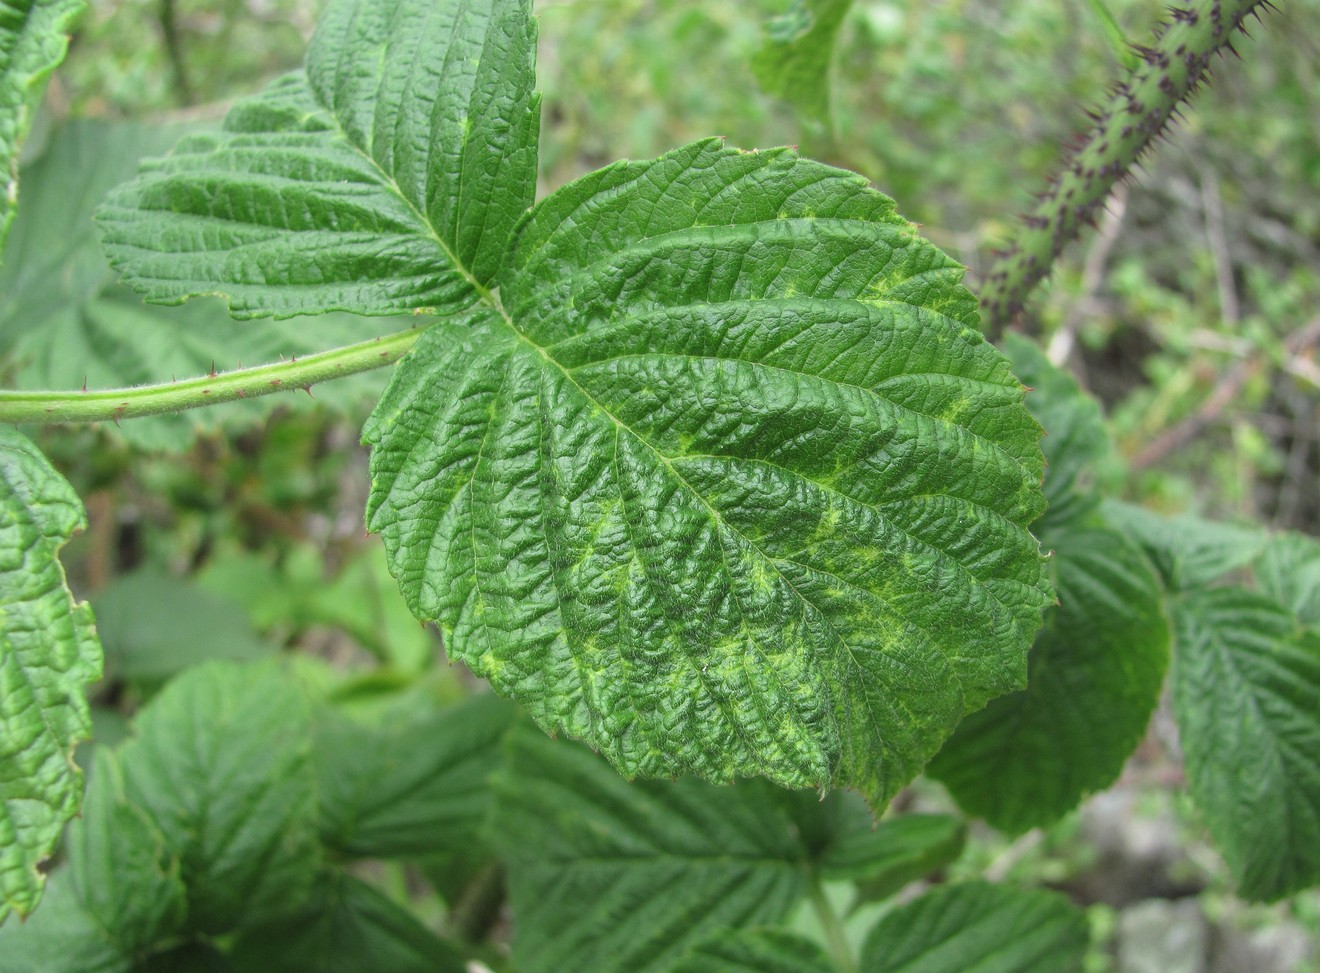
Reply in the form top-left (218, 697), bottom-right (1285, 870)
top-left (752, 0), bottom-right (855, 120)
top-left (228, 873), bottom-right (466, 973)
top-left (859, 881), bottom-right (1089, 973)
top-left (929, 524), bottom-right (1169, 833)
top-left (671, 928), bottom-right (837, 973)
top-left (366, 138), bottom-right (1051, 807)
top-left (0, 425), bottom-right (101, 922)
top-left (0, 0), bottom-right (85, 252)
top-left (316, 691), bottom-right (516, 858)
top-left (97, 0), bottom-right (539, 317)
top-left (490, 730), bottom-right (815, 973)
top-left (1171, 588), bottom-right (1320, 901)
top-left (117, 662), bottom-right (321, 934)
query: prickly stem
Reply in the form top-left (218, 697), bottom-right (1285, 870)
top-left (980, 0), bottom-right (1276, 334)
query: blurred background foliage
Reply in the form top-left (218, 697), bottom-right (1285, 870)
top-left (5, 0), bottom-right (1319, 969)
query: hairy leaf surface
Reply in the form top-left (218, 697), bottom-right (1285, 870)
top-left (0, 425), bottom-right (100, 922)
top-left (0, 0), bottom-right (84, 250)
top-left (1171, 589), bottom-right (1320, 900)
top-left (367, 138), bottom-right (1051, 805)
top-left (491, 731), bottom-right (814, 973)
top-left (98, 0), bottom-right (539, 317)
top-left (117, 662), bottom-right (321, 933)
top-left (860, 881), bottom-right (1089, 973)
top-left (930, 524), bottom-right (1168, 833)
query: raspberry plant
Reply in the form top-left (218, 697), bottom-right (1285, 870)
top-left (0, 0), bottom-right (1316, 970)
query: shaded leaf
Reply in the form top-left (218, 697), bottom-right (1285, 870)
top-left (366, 138), bottom-right (1051, 807)
top-left (1004, 333), bottom-right (1112, 532)
top-left (0, 879), bottom-right (127, 973)
top-left (672, 928), bottom-right (837, 973)
top-left (117, 662), bottom-right (321, 933)
top-left (751, 0), bottom-right (854, 119)
top-left (818, 813), bottom-right (965, 903)
top-left (92, 571), bottom-right (271, 681)
top-left (0, 0), bottom-right (84, 250)
top-left (929, 524), bottom-right (1168, 833)
top-left (1171, 588), bottom-right (1320, 900)
top-left (1253, 531), bottom-right (1320, 626)
top-left (491, 729), bottom-right (813, 973)
top-left (228, 873), bottom-right (465, 973)
top-left (98, 0), bottom-right (539, 317)
top-left (66, 749), bottom-right (186, 955)
top-left (860, 881), bottom-right (1088, 973)
top-left (1099, 499), bottom-right (1264, 591)
top-left (0, 425), bottom-right (100, 921)
top-left (317, 691), bottom-right (516, 858)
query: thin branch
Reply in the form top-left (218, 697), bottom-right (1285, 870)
top-left (0, 326), bottom-right (423, 425)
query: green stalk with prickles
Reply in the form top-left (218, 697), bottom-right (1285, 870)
top-left (980, 0), bottom-right (1276, 333)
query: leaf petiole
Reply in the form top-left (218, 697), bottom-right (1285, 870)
top-left (0, 325), bottom-right (424, 425)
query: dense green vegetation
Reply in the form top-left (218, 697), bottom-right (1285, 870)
top-left (1, 1), bottom-right (1318, 971)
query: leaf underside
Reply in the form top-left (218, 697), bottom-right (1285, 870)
top-left (0, 426), bottom-right (101, 923)
top-left (96, 0), bottom-right (1051, 807)
top-left (1172, 589), bottom-right (1320, 901)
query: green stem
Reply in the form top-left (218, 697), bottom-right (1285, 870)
top-left (980, 0), bottom-right (1275, 334)
top-left (0, 326), bottom-right (423, 425)
top-left (810, 877), bottom-right (858, 973)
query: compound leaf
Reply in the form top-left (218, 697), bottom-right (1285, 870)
top-left (752, 0), bottom-right (854, 119)
top-left (671, 928), bottom-right (837, 973)
top-left (0, 0), bottom-right (84, 251)
top-left (366, 138), bottom-right (1051, 807)
top-left (1171, 588), bottom-right (1320, 901)
top-left (490, 730), bottom-right (814, 973)
top-left (818, 812), bottom-right (965, 902)
top-left (929, 523), bottom-right (1168, 833)
top-left (98, 0), bottom-right (539, 317)
top-left (860, 881), bottom-right (1089, 973)
top-left (1253, 531), bottom-right (1320, 626)
top-left (0, 425), bottom-right (100, 923)
top-left (117, 662), bottom-right (321, 934)
top-left (1099, 499), bottom-right (1264, 591)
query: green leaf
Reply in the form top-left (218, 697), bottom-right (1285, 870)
top-left (97, 0), bottom-right (539, 317)
top-left (228, 873), bottom-right (465, 973)
top-left (317, 691), bottom-right (516, 858)
top-left (366, 138), bottom-right (1051, 806)
top-left (1, 120), bottom-right (390, 452)
top-left (0, 879), bottom-right (127, 973)
top-left (0, 425), bottom-right (101, 922)
top-left (1170, 588), bottom-right (1320, 901)
top-left (859, 881), bottom-right (1089, 973)
top-left (117, 662), bottom-right (321, 934)
top-left (751, 0), bottom-right (854, 119)
top-left (1003, 333), bottom-right (1112, 532)
top-left (92, 572), bottom-right (272, 682)
top-left (671, 928), bottom-right (837, 973)
top-left (134, 943), bottom-right (233, 973)
top-left (929, 523), bottom-right (1168, 833)
top-left (0, 0), bottom-right (84, 251)
top-left (1253, 531), bottom-right (1320, 626)
top-left (1099, 499), bottom-right (1264, 591)
top-left (818, 813), bottom-right (966, 903)
top-left (65, 749), bottom-right (186, 956)
top-left (491, 730), bottom-right (815, 973)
